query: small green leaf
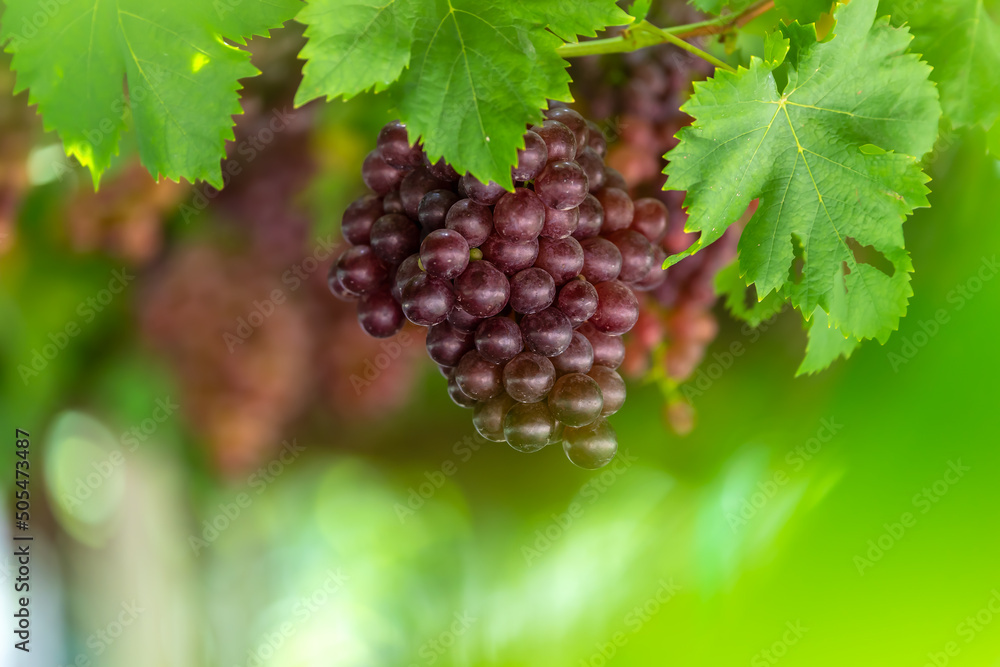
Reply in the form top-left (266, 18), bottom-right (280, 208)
top-left (629, 0), bottom-right (653, 21)
top-left (715, 261), bottom-right (785, 327)
top-left (797, 307), bottom-right (860, 375)
top-left (763, 31), bottom-right (790, 67)
top-left (511, 0), bottom-right (633, 43)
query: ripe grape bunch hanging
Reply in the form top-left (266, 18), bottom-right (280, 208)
top-left (328, 108), bottom-right (670, 469)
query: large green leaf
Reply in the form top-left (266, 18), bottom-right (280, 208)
top-left (1, 0), bottom-right (299, 188)
top-left (664, 0), bottom-right (940, 359)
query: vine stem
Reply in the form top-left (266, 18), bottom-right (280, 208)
top-left (555, 0), bottom-right (775, 71)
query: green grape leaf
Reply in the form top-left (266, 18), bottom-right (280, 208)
top-left (797, 307), bottom-right (860, 375)
top-left (715, 261), bottom-right (785, 327)
top-left (687, 0), bottom-right (757, 15)
top-left (775, 0), bottom-right (834, 24)
top-left (763, 31), bottom-right (790, 67)
top-left (510, 0), bottom-right (632, 43)
top-left (295, 0), bottom-right (421, 104)
top-left (880, 0), bottom-right (1000, 129)
top-left (664, 0), bottom-right (940, 348)
top-left (628, 0), bottom-right (653, 21)
top-left (0, 0), bottom-right (297, 188)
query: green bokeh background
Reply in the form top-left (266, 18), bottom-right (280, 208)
top-left (2, 45), bottom-right (1000, 667)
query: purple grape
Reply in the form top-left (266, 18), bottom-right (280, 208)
top-left (455, 350), bottom-right (503, 400)
top-left (531, 120), bottom-right (576, 161)
top-left (534, 236), bottom-right (584, 285)
top-left (473, 393), bottom-right (515, 442)
top-left (420, 229), bottom-right (470, 279)
top-left (504, 401), bottom-right (556, 452)
top-left (327, 267), bottom-right (357, 302)
top-left (587, 366), bottom-right (626, 416)
top-left (563, 418), bottom-right (617, 469)
top-left (336, 245), bottom-right (388, 295)
top-left (494, 188), bottom-right (545, 241)
top-left (578, 322), bottom-right (625, 369)
top-left (401, 167), bottom-right (449, 218)
top-left (383, 191), bottom-right (405, 214)
top-left (541, 204), bottom-right (579, 239)
top-left (474, 317), bottom-right (523, 364)
top-left (427, 157), bottom-right (460, 182)
top-left (341, 194), bottom-right (384, 245)
top-left (603, 167), bottom-right (628, 191)
top-left (590, 281), bottom-right (639, 335)
top-left (426, 321), bottom-right (475, 366)
top-left (392, 254), bottom-right (422, 302)
top-left (377, 120), bottom-right (423, 169)
top-left (575, 147), bottom-right (605, 193)
top-left (358, 289), bottom-right (403, 337)
top-left (631, 198), bottom-right (669, 243)
top-left (460, 174), bottom-right (506, 206)
top-left (454, 260), bottom-right (510, 317)
top-left (370, 214), bottom-right (419, 266)
top-left (557, 278), bottom-right (599, 326)
top-left (447, 371), bottom-right (478, 408)
top-left (362, 151), bottom-right (404, 195)
top-left (534, 161), bottom-right (589, 211)
top-left (633, 246), bottom-right (668, 291)
top-left (580, 237), bottom-right (622, 283)
top-left (551, 331), bottom-right (594, 374)
top-left (608, 230), bottom-right (655, 283)
top-left (480, 234), bottom-right (539, 274)
top-left (548, 373), bottom-right (603, 427)
top-left (447, 304), bottom-right (483, 332)
top-left (418, 189), bottom-right (460, 232)
top-left (401, 272), bottom-right (454, 325)
top-left (545, 108), bottom-right (589, 154)
top-left (445, 199), bottom-right (493, 247)
top-left (596, 187), bottom-right (634, 233)
top-left (520, 307), bottom-right (573, 357)
top-left (503, 352), bottom-right (556, 403)
top-left (512, 130), bottom-right (548, 181)
top-left (509, 267), bottom-right (556, 314)
top-left (572, 194), bottom-right (604, 240)
top-left (586, 121), bottom-right (607, 157)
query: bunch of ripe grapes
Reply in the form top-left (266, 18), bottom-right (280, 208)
top-left (329, 108), bottom-right (674, 468)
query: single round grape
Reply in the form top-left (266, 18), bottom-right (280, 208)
top-left (512, 130), bottom-right (548, 181)
top-left (575, 147), bottom-right (605, 193)
top-left (438, 364), bottom-right (454, 378)
top-left (630, 197), bottom-right (669, 243)
top-left (572, 194), bottom-right (604, 240)
top-left (377, 120), bottom-right (423, 169)
top-left (427, 157), bottom-right (460, 182)
top-left (551, 331), bottom-right (594, 374)
top-left (454, 260), bottom-right (510, 317)
top-left (534, 161), bottom-right (589, 210)
top-left (400, 167), bottom-right (448, 218)
top-left (446, 303), bottom-right (482, 332)
top-left (420, 229), bottom-right (470, 279)
top-left (520, 307), bottom-right (573, 357)
top-left (587, 366), bottom-right (625, 416)
top-left (358, 288), bottom-right (405, 338)
top-left (362, 150), bottom-right (405, 195)
top-left (590, 281), bottom-right (639, 335)
top-left (401, 272), bottom-right (454, 325)
top-left (474, 316), bottom-right (523, 364)
top-left (392, 254), bottom-right (422, 302)
top-left (426, 321), bottom-right (475, 367)
top-left (370, 214), bottom-right (419, 266)
top-left (557, 278), bottom-right (599, 326)
top-left (603, 166), bottom-right (628, 191)
top-left (473, 393), bottom-right (515, 442)
top-left (445, 199), bottom-right (493, 247)
top-left (494, 188), bottom-right (545, 241)
top-left (341, 194), bottom-right (384, 245)
top-left (479, 234), bottom-right (539, 274)
top-left (418, 189), bottom-right (460, 233)
top-left (633, 246), bottom-right (668, 291)
top-left (548, 373), bottom-right (603, 427)
top-left (586, 121), bottom-right (607, 157)
top-left (460, 174), bottom-right (506, 206)
top-left (534, 236), bottom-right (584, 285)
top-left (547, 419), bottom-right (566, 446)
top-left (596, 187), bottom-right (635, 233)
top-left (580, 237), bottom-right (623, 283)
top-left (504, 401), bottom-right (556, 453)
top-left (327, 267), bottom-right (357, 302)
top-left (383, 190), bottom-right (405, 215)
top-left (578, 322), bottom-right (625, 369)
top-left (447, 371), bottom-right (478, 408)
top-left (336, 245), bottom-right (388, 295)
top-left (531, 120), bottom-right (577, 161)
top-left (541, 204), bottom-right (579, 239)
top-left (503, 351), bottom-right (556, 403)
top-left (545, 108), bottom-right (589, 155)
top-left (454, 350), bottom-right (503, 401)
top-left (608, 230), bottom-right (655, 283)
top-left (509, 267), bottom-right (556, 314)
top-left (563, 419), bottom-right (618, 469)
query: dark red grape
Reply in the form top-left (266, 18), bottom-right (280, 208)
top-left (587, 366), bottom-right (625, 416)
top-left (418, 189), bottom-right (460, 232)
top-left (631, 198), bottom-right (669, 243)
top-left (480, 234), bottom-right (539, 274)
top-left (392, 254), bottom-right (422, 302)
top-left (520, 307), bottom-right (573, 357)
top-left (509, 267), bottom-right (556, 314)
top-left (377, 120), bottom-right (423, 169)
top-left (512, 130), bottom-right (548, 181)
top-left (327, 267), bottom-right (357, 302)
top-left (633, 246), bottom-right (668, 291)
top-left (383, 191), bottom-right (405, 214)
top-left (580, 237), bottom-right (622, 283)
top-left (578, 322), bottom-right (625, 369)
top-left (503, 352), bottom-right (556, 403)
top-left (551, 331), bottom-right (594, 374)
top-left (535, 161), bottom-right (589, 210)
top-left (545, 108), bottom-right (589, 155)
top-left (447, 303), bottom-right (482, 332)
top-left (445, 199), bottom-right (493, 247)
top-left (603, 167), bottom-right (627, 191)
top-left (447, 371), bottom-right (478, 408)
top-left (541, 204), bottom-right (579, 239)
top-left (401, 167), bottom-right (448, 218)
top-left (590, 281), bottom-right (639, 335)
top-left (473, 393), bottom-right (515, 442)
top-left (358, 289), bottom-right (404, 338)
top-left (531, 120), bottom-right (577, 161)
top-left (572, 194), bottom-right (604, 240)
top-left (563, 418), bottom-right (617, 469)
top-left (608, 230), bottom-right (655, 283)
top-left (596, 187), bottom-right (634, 233)
top-left (454, 260), bottom-right (510, 317)
top-left (401, 272), bottom-right (454, 325)
top-left (557, 278), bottom-right (599, 326)
top-left (370, 214), bottom-right (419, 266)
top-left (504, 401), bottom-right (556, 452)
top-left (494, 188), bottom-right (545, 241)
top-left (548, 373), bottom-right (603, 427)
top-left (586, 121), bottom-right (607, 157)
top-left (474, 317), bottom-right (523, 364)
top-left (534, 236), bottom-right (584, 285)
top-left (362, 150), bottom-right (405, 195)
top-left (576, 147), bottom-right (606, 192)
top-left (455, 350), bottom-right (503, 400)
top-left (420, 229), bottom-right (469, 279)
top-left (336, 245), bottom-right (388, 295)
top-left (426, 321), bottom-right (475, 366)
top-left (461, 174), bottom-right (506, 206)
top-left (341, 194), bottom-right (384, 246)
